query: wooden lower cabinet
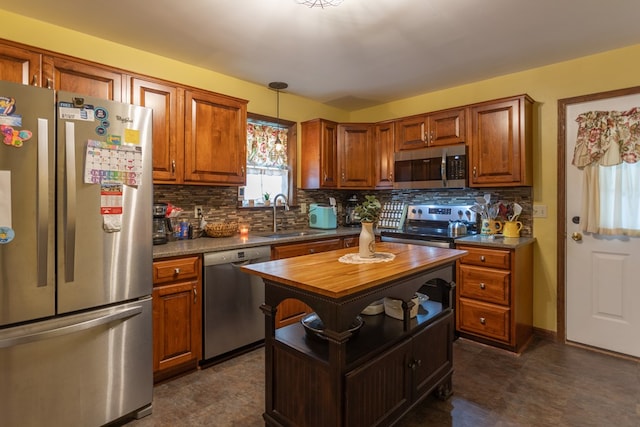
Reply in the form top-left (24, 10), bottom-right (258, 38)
top-left (152, 255), bottom-right (202, 383)
top-left (455, 242), bottom-right (533, 352)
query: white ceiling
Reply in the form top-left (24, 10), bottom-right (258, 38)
top-left (2, 0), bottom-right (640, 110)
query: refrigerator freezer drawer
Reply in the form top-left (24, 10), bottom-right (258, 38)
top-left (0, 297), bottom-right (153, 427)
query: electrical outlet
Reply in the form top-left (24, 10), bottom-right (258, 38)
top-left (300, 203), bottom-right (307, 214)
top-left (533, 204), bottom-right (547, 218)
top-left (194, 205), bottom-right (203, 218)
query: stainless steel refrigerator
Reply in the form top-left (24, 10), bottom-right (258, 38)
top-left (0, 80), bottom-right (153, 426)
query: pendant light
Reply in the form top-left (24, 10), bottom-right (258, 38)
top-left (268, 82), bottom-right (288, 151)
top-left (296, 0), bottom-right (344, 8)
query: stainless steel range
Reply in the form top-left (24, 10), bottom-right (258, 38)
top-left (380, 204), bottom-right (478, 287)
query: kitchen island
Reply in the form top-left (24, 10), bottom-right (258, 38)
top-left (242, 242), bottom-right (467, 427)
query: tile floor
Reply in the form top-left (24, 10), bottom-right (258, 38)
top-left (123, 337), bottom-right (640, 427)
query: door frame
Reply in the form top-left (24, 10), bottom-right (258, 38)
top-left (556, 85), bottom-right (640, 343)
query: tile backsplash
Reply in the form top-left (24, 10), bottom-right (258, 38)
top-left (154, 185), bottom-right (534, 236)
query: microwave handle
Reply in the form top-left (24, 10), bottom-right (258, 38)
top-left (441, 148), bottom-right (447, 187)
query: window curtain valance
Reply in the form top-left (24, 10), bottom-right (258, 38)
top-left (572, 107), bottom-right (640, 168)
top-left (247, 122), bottom-right (288, 169)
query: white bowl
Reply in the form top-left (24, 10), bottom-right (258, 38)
top-left (383, 295), bottom-right (421, 320)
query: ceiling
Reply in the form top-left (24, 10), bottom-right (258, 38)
top-left (2, 0), bottom-right (640, 110)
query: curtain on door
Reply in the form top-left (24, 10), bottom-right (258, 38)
top-left (572, 108), bottom-right (640, 236)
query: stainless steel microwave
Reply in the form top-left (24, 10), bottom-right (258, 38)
top-left (393, 145), bottom-right (467, 189)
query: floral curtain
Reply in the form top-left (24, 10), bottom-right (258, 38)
top-left (572, 107), bottom-right (640, 235)
top-left (247, 122), bottom-right (288, 168)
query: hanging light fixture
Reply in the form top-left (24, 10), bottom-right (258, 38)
top-left (296, 0), bottom-right (344, 8)
top-left (268, 82), bottom-right (288, 151)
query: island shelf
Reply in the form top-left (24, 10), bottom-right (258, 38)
top-left (242, 242), bottom-right (466, 427)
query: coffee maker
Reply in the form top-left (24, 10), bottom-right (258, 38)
top-left (345, 195), bottom-right (360, 227)
top-left (152, 203), bottom-right (169, 245)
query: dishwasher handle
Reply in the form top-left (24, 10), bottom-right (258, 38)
top-left (204, 246), bottom-right (272, 266)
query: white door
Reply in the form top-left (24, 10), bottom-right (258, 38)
top-left (565, 96), bottom-right (640, 358)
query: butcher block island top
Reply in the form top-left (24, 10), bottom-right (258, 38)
top-left (241, 242), bottom-right (467, 299)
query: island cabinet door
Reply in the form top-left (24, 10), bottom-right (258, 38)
top-left (344, 339), bottom-right (412, 427)
top-left (411, 311), bottom-right (454, 399)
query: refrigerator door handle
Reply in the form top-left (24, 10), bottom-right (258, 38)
top-left (37, 118), bottom-right (50, 287)
top-left (0, 305), bottom-right (144, 348)
top-left (64, 121), bottom-right (76, 283)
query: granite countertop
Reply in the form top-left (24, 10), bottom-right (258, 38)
top-left (152, 227), bottom-right (362, 259)
top-left (454, 234), bottom-right (536, 249)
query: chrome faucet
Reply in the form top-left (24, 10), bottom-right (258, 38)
top-left (272, 193), bottom-right (289, 232)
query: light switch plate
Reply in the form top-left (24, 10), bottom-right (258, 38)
top-left (194, 205), bottom-right (203, 218)
top-left (300, 203), bottom-right (307, 214)
top-left (533, 204), bottom-right (547, 218)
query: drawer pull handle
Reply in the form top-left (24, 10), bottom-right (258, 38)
top-left (479, 283), bottom-right (486, 290)
top-left (174, 268), bottom-right (181, 275)
top-left (480, 255), bottom-right (486, 262)
top-left (479, 317), bottom-right (486, 325)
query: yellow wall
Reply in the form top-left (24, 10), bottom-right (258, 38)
top-left (3, 8), bottom-right (640, 333)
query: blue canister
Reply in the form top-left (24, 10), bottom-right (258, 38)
top-left (179, 219), bottom-right (189, 239)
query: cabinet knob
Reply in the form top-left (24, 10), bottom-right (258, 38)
top-left (309, 249), bottom-right (315, 254)
top-left (479, 317), bottom-right (486, 325)
top-left (171, 160), bottom-right (176, 173)
top-left (480, 255), bottom-right (486, 262)
top-left (193, 287), bottom-right (197, 303)
top-left (31, 74), bottom-right (38, 86)
top-left (479, 283), bottom-right (486, 290)
top-left (46, 78), bottom-right (52, 89)
top-left (174, 268), bottom-right (181, 275)
top-left (473, 166), bottom-right (477, 178)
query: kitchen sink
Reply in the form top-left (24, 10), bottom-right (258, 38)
top-left (262, 230), bottom-right (327, 239)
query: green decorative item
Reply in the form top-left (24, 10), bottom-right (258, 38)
top-left (355, 195), bottom-right (382, 224)
top-left (263, 192), bottom-right (270, 201)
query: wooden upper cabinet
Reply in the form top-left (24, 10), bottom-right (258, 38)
top-left (130, 77), bottom-right (184, 183)
top-left (395, 108), bottom-right (466, 151)
top-left (429, 108), bottom-right (466, 146)
top-left (301, 118), bottom-right (339, 189)
top-left (338, 123), bottom-right (375, 188)
top-left (43, 56), bottom-right (124, 101)
top-left (469, 95), bottom-right (533, 187)
top-left (0, 43), bottom-right (42, 86)
top-left (374, 121), bottom-right (395, 189)
top-left (183, 89), bottom-right (248, 185)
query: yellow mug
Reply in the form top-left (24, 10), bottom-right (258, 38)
top-left (503, 221), bottom-right (523, 237)
top-left (481, 219), bottom-right (503, 235)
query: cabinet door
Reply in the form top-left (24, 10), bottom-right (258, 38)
top-left (428, 108), bottom-right (466, 146)
top-left (338, 123), bottom-right (374, 188)
top-left (43, 56), bottom-right (124, 101)
top-left (395, 115), bottom-right (427, 151)
top-left (152, 279), bottom-right (202, 376)
top-left (0, 43), bottom-right (42, 86)
top-left (345, 339), bottom-right (412, 427)
top-left (469, 96), bottom-right (532, 186)
top-left (131, 77), bottom-right (184, 183)
top-left (184, 89), bottom-right (247, 185)
top-left (374, 121), bottom-right (395, 189)
top-left (412, 311), bottom-right (454, 399)
top-left (301, 119), bottom-right (339, 189)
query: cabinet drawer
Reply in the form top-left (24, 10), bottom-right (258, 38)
top-left (457, 246), bottom-right (510, 269)
top-left (458, 298), bottom-right (510, 343)
top-left (272, 238), bottom-right (343, 259)
top-left (458, 265), bottom-right (510, 305)
top-left (153, 256), bottom-right (201, 284)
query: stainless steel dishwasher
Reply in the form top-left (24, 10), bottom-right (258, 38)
top-left (203, 246), bottom-right (271, 362)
